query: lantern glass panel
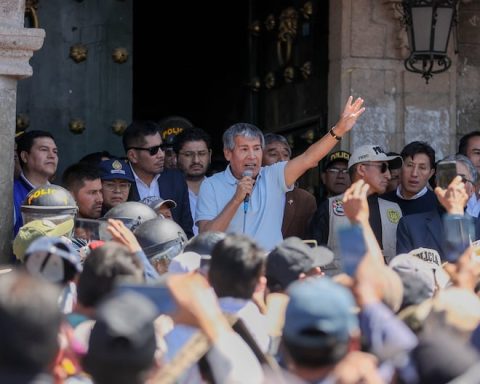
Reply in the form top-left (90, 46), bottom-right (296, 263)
top-left (411, 7), bottom-right (433, 52)
top-left (433, 8), bottom-right (454, 53)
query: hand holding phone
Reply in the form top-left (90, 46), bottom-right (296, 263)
top-left (443, 214), bottom-right (474, 263)
top-left (436, 160), bottom-right (457, 189)
top-left (336, 225), bottom-right (367, 276)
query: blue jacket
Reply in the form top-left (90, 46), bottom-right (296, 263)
top-left (13, 175), bottom-right (34, 236)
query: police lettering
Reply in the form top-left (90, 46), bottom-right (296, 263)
top-left (162, 127), bottom-right (183, 138)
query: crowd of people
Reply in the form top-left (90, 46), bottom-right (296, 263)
top-left (2, 96), bottom-right (480, 383)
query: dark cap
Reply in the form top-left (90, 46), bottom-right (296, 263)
top-left (140, 196), bottom-right (177, 211)
top-left (324, 150), bottom-right (351, 170)
top-left (99, 159), bottom-right (134, 183)
top-left (266, 237), bottom-right (334, 291)
top-left (83, 291), bottom-right (157, 375)
top-left (158, 116), bottom-right (193, 146)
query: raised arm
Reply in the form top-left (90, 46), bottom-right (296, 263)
top-left (284, 96), bottom-right (365, 187)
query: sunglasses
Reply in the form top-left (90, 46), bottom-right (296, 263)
top-left (362, 162), bottom-right (389, 173)
top-left (129, 144), bottom-right (167, 156)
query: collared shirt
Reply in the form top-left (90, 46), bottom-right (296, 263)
top-left (196, 161), bottom-right (292, 251)
top-left (188, 189), bottom-right (199, 236)
top-left (129, 165), bottom-right (161, 200)
top-left (396, 185), bottom-right (428, 200)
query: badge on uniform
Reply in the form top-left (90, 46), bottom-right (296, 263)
top-left (332, 199), bottom-right (344, 216)
top-left (386, 208), bottom-right (401, 224)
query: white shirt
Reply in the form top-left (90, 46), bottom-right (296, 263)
top-left (188, 189), bottom-right (199, 236)
top-left (130, 165), bottom-right (161, 200)
top-left (396, 185), bottom-right (428, 200)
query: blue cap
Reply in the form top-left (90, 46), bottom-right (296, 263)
top-left (99, 159), bottom-right (134, 182)
top-left (283, 277), bottom-right (358, 348)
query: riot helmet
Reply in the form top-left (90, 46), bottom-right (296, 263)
top-left (102, 201), bottom-right (157, 231)
top-left (21, 185), bottom-right (78, 226)
top-left (134, 218), bottom-right (187, 272)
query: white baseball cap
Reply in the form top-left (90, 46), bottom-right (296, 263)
top-left (348, 145), bottom-right (402, 169)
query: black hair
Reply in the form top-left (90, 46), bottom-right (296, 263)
top-left (282, 337), bottom-right (349, 368)
top-left (0, 271), bottom-right (62, 372)
top-left (400, 141), bottom-right (436, 169)
top-left (79, 151), bottom-right (113, 165)
top-left (208, 235), bottom-right (265, 299)
top-left (122, 121), bottom-right (160, 152)
top-left (61, 162), bottom-right (103, 193)
top-left (172, 127), bottom-right (212, 154)
top-left (77, 242), bottom-right (144, 308)
top-left (16, 130), bottom-right (56, 169)
top-left (458, 131), bottom-right (480, 156)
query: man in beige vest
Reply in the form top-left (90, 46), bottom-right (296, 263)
top-left (310, 145), bottom-right (403, 274)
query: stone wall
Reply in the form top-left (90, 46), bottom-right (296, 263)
top-left (329, 0), bottom-right (460, 159)
top-left (457, 0), bottom-right (480, 147)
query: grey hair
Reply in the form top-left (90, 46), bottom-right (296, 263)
top-left (442, 154), bottom-right (478, 183)
top-left (263, 133), bottom-right (292, 157)
top-left (223, 123), bottom-right (265, 151)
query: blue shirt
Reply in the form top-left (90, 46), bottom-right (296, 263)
top-left (13, 174), bottom-right (35, 236)
top-left (196, 161), bottom-right (292, 250)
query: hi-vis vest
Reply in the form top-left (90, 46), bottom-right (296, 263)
top-left (326, 194), bottom-right (402, 274)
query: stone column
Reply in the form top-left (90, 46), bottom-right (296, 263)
top-left (0, 0), bottom-right (45, 263)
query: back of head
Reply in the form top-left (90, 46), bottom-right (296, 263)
top-left (83, 291), bottom-right (157, 384)
top-left (282, 277), bottom-right (359, 367)
top-left (103, 201), bottom-right (157, 230)
top-left (223, 123), bottom-right (265, 151)
top-left (79, 151), bottom-right (112, 166)
top-left (16, 130), bottom-right (55, 169)
top-left (62, 162), bottom-right (103, 193)
top-left (77, 242), bottom-right (144, 309)
top-left (122, 121), bottom-right (160, 152)
top-left (0, 270), bottom-right (61, 372)
top-left (133, 218), bottom-right (188, 263)
top-left (208, 234), bottom-right (265, 299)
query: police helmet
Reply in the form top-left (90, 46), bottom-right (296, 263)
top-left (102, 201), bottom-right (157, 231)
top-left (184, 231), bottom-right (226, 256)
top-left (21, 185), bottom-right (78, 226)
top-left (134, 217), bottom-right (187, 263)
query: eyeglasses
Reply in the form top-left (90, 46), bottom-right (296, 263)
top-left (362, 162), bottom-right (389, 173)
top-left (102, 181), bottom-right (131, 192)
top-left (458, 175), bottom-right (475, 185)
top-left (128, 144), bottom-right (167, 156)
top-left (178, 150), bottom-right (210, 159)
top-left (326, 168), bottom-right (349, 175)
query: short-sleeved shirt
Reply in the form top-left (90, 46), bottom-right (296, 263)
top-left (196, 161), bottom-right (292, 250)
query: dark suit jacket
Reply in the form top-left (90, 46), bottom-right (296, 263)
top-left (128, 168), bottom-right (194, 238)
top-left (282, 187), bottom-right (317, 239)
top-left (396, 209), bottom-right (480, 261)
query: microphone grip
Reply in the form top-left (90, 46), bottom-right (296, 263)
top-left (244, 194), bottom-right (250, 213)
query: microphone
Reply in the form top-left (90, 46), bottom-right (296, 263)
top-left (242, 170), bottom-right (253, 213)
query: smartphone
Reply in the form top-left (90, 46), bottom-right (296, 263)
top-left (336, 225), bottom-right (367, 276)
top-left (116, 282), bottom-right (177, 315)
top-left (74, 218), bottom-right (112, 242)
top-left (436, 160), bottom-right (457, 189)
top-left (443, 214), bottom-right (474, 263)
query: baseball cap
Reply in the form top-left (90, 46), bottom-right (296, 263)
top-left (389, 253), bottom-right (449, 309)
top-left (348, 145), bottom-right (402, 169)
top-left (168, 251), bottom-right (201, 274)
top-left (83, 291), bottom-right (157, 377)
top-left (283, 277), bottom-right (358, 348)
top-left (13, 218), bottom-right (75, 262)
top-left (99, 159), bottom-right (134, 183)
top-left (24, 236), bottom-right (82, 283)
top-left (140, 196), bottom-right (177, 211)
top-left (323, 150), bottom-right (351, 170)
top-left (266, 237), bottom-right (334, 291)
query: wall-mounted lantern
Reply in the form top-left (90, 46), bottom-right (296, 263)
top-left (400, 0), bottom-right (458, 83)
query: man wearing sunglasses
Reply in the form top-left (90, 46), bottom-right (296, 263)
top-left (122, 121), bottom-right (194, 238)
top-left (310, 144), bottom-right (403, 270)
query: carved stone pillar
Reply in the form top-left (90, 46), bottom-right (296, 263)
top-left (0, 0), bottom-right (45, 263)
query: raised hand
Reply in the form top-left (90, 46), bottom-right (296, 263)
top-left (335, 96), bottom-right (366, 136)
top-left (434, 175), bottom-right (468, 215)
top-left (343, 180), bottom-right (370, 225)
